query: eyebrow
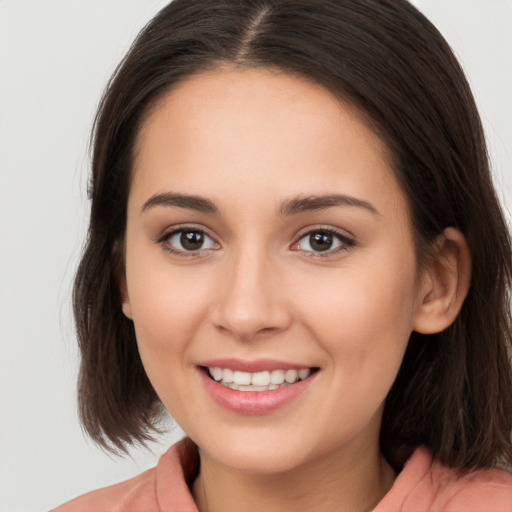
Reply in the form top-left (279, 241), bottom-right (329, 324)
top-left (280, 194), bottom-right (379, 216)
top-left (141, 192), bottom-right (220, 215)
top-left (141, 192), bottom-right (379, 217)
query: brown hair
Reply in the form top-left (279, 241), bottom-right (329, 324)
top-left (74, 0), bottom-right (512, 469)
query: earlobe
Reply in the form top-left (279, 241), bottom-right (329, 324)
top-left (119, 273), bottom-right (133, 320)
top-left (113, 241), bottom-right (133, 320)
top-left (413, 227), bottom-right (471, 334)
top-left (122, 297), bottom-right (133, 320)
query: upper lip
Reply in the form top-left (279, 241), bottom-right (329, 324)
top-left (197, 358), bottom-right (316, 373)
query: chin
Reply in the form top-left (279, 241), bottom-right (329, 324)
top-left (191, 424), bottom-right (323, 475)
top-left (216, 445), bottom-right (308, 475)
top-left (167, 412), bottom-right (298, 473)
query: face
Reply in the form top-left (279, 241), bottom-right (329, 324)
top-left (122, 67), bottom-right (426, 474)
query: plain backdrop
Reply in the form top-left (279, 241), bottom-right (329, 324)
top-left (0, 1), bottom-right (511, 510)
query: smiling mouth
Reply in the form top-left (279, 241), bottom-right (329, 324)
top-left (203, 366), bottom-right (318, 392)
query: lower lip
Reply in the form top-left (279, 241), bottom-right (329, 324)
top-left (198, 368), bottom-right (317, 414)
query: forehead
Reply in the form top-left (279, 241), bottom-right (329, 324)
top-left (131, 67), bottom-right (406, 220)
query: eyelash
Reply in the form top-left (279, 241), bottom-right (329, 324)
top-left (292, 227), bottom-right (355, 258)
top-left (156, 226), bottom-right (355, 258)
top-left (157, 226), bottom-right (218, 258)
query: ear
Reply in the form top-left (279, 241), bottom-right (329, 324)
top-left (120, 274), bottom-right (133, 320)
top-left (114, 242), bottom-right (133, 320)
top-left (413, 227), bottom-right (471, 334)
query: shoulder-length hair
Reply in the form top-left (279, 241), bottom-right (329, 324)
top-left (74, 0), bottom-right (512, 469)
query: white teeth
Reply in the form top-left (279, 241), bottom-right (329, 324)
top-left (238, 384), bottom-right (270, 391)
top-left (298, 368), bottom-right (311, 380)
top-left (207, 366), bottom-right (313, 391)
top-left (285, 369), bottom-right (299, 383)
top-left (252, 371), bottom-right (270, 386)
top-left (270, 369), bottom-right (285, 385)
top-left (222, 368), bottom-right (234, 383)
top-left (210, 367), bottom-right (223, 381)
top-left (233, 370), bottom-right (252, 385)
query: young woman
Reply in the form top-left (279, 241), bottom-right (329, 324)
top-left (54, 0), bottom-right (512, 510)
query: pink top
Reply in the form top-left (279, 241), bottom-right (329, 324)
top-left (53, 438), bottom-right (512, 512)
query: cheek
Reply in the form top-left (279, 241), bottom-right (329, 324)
top-left (125, 260), bottom-right (216, 420)
top-left (294, 261), bottom-right (418, 437)
top-left (124, 252), bottom-right (214, 360)
top-left (296, 251), bottom-right (418, 375)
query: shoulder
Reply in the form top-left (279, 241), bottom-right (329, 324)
top-left (376, 447), bottom-right (512, 512)
top-left (51, 437), bottom-right (199, 512)
top-left (433, 463), bottom-right (512, 511)
top-left (51, 466), bottom-right (158, 512)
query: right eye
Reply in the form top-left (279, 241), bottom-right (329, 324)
top-left (160, 228), bottom-right (219, 255)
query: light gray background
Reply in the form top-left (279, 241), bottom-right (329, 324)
top-left (0, 1), bottom-right (511, 510)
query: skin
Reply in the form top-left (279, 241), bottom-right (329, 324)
top-left (121, 67), bottom-right (471, 512)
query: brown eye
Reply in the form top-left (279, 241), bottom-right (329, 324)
top-left (181, 231), bottom-right (204, 250)
top-left (309, 232), bottom-right (333, 252)
top-left (296, 229), bottom-right (353, 254)
top-left (165, 229), bottom-right (218, 253)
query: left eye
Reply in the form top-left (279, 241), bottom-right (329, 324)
top-left (296, 230), bottom-right (351, 253)
top-left (166, 230), bottom-right (218, 252)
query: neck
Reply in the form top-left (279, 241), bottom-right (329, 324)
top-left (192, 441), bottom-right (396, 512)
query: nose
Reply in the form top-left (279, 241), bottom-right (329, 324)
top-left (211, 247), bottom-right (292, 340)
